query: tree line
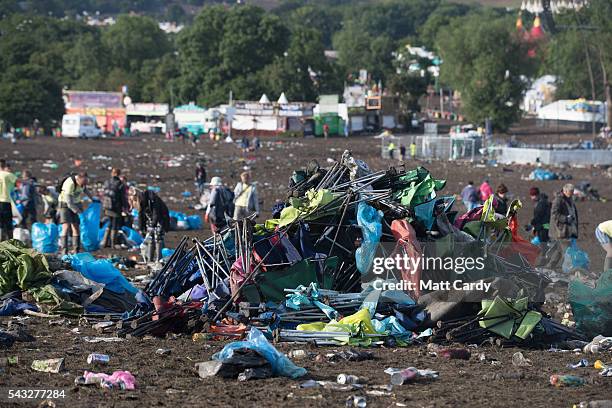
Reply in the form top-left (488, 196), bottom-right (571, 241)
top-left (0, 0), bottom-right (609, 131)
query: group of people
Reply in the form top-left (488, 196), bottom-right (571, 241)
top-left (202, 171), bottom-right (260, 233)
top-left (387, 141), bottom-right (417, 161)
top-left (459, 177), bottom-right (611, 272)
top-left (0, 160), bottom-right (171, 259)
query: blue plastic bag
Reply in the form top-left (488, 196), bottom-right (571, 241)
top-left (80, 202), bottom-right (101, 252)
top-left (355, 202), bottom-right (383, 274)
top-left (161, 248), bottom-right (175, 258)
top-left (562, 238), bottom-right (590, 273)
top-left (31, 223), bottom-right (59, 254)
top-left (64, 253), bottom-right (138, 294)
top-left (187, 215), bottom-right (203, 230)
top-left (213, 327), bottom-right (306, 379)
top-left (98, 221), bottom-right (109, 243)
top-left (122, 226), bottom-right (144, 246)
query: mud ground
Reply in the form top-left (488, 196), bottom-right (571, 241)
top-left (1, 133), bottom-right (611, 407)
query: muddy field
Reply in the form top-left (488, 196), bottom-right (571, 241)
top-left (1, 134), bottom-right (611, 407)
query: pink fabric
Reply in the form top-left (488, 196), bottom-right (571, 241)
top-left (479, 182), bottom-right (493, 202)
top-left (390, 219), bottom-right (422, 299)
top-left (83, 370), bottom-right (136, 390)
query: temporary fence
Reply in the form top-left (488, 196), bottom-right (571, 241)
top-left (381, 135), bottom-right (478, 161)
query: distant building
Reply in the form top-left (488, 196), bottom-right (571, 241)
top-left (231, 94), bottom-right (315, 136)
top-left (64, 90), bottom-right (125, 133)
top-left (537, 99), bottom-right (607, 132)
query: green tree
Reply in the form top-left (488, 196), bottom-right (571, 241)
top-left (102, 15), bottom-right (170, 72)
top-left (0, 64), bottom-right (64, 127)
top-left (418, 2), bottom-right (476, 48)
top-left (437, 13), bottom-right (532, 131)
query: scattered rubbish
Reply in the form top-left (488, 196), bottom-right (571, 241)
top-left (327, 349), bottom-right (374, 362)
top-left (438, 348), bottom-right (471, 360)
top-left (512, 352), bottom-right (533, 367)
top-left (567, 359), bottom-right (589, 369)
top-left (337, 374), bottom-right (361, 385)
top-left (156, 348), bottom-right (171, 356)
top-left (212, 328), bottom-right (306, 379)
top-left (87, 353), bottom-right (110, 365)
top-left (196, 348), bottom-right (271, 380)
top-left (76, 370), bottom-right (136, 390)
top-left (83, 337), bottom-right (125, 343)
top-left (550, 374), bottom-right (586, 387)
top-left (31, 358), bottom-right (64, 373)
top-left (0, 356), bottom-right (18, 366)
top-left (583, 336), bottom-right (612, 353)
top-left (385, 367), bottom-right (439, 385)
top-left (574, 401), bottom-right (612, 408)
top-left (287, 350), bottom-right (309, 359)
top-left (346, 395), bottom-right (367, 408)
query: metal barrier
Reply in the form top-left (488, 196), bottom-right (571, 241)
top-left (381, 135), bottom-right (478, 161)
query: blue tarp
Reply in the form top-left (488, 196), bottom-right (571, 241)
top-left (64, 253), bottom-right (138, 294)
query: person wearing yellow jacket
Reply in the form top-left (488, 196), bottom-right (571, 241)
top-left (0, 159), bottom-right (17, 241)
top-left (595, 220), bottom-right (612, 273)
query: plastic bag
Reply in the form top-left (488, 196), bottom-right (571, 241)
top-left (161, 248), bottom-right (175, 258)
top-left (121, 226), bottom-right (143, 246)
top-left (213, 327), bottom-right (306, 379)
top-left (569, 270), bottom-right (612, 336)
top-left (65, 253), bottom-right (137, 294)
top-left (355, 202), bottom-right (383, 274)
top-left (12, 227), bottom-right (31, 245)
top-left (187, 215), bottom-right (203, 230)
top-left (562, 238), bottom-right (590, 273)
top-left (31, 223), bottom-right (59, 254)
top-left (98, 221), bottom-right (109, 243)
top-left (80, 202), bottom-right (101, 252)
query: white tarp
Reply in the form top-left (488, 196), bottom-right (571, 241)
top-left (537, 99), bottom-right (606, 123)
top-left (232, 115), bottom-right (278, 131)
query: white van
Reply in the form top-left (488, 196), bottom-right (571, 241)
top-left (61, 114), bottom-right (103, 138)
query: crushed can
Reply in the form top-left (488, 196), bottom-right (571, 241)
top-left (337, 374), bottom-right (360, 385)
top-left (346, 395), bottom-right (366, 408)
top-left (87, 353), bottom-right (110, 365)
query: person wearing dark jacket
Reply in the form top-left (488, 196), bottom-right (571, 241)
top-left (493, 184), bottom-right (509, 216)
top-left (528, 187), bottom-right (551, 243)
top-left (551, 184), bottom-right (579, 240)
top-left (195, 162), bottom-right (207, 195)
top-left (205, 177), bottom-right (234, 233)
top-left (129, 187), bottom-right (169, 263)
top-left (548, 183), bottom-right (579, 269)
top-left (18, 170), bottom-right (37, 228)
top-left (101, 168), bottom-right (128, 248)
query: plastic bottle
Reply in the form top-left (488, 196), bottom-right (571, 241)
top-left (337, 374), bottom-right (360, 385)
top-left (550, 374), bottom-right (586, 387)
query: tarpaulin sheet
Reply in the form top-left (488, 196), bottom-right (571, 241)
top-left (0, 240), bottom-right (51, 295)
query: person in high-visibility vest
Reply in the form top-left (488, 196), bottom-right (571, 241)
top-left (410, 142), bottom-right (417, 158)
top-left (387, 142), bottom-right (396, 160)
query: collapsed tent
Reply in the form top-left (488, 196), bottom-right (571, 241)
top-left (111, 150), bottom-right (584, 349)
top-left (0, 240), bottom-right (137, 316)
